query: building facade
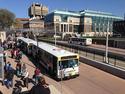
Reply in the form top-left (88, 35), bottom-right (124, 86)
top-left (113, 20), bottom-right (125, 37)
top-left (14, 18), bottom-right (29, 29)
top-left (23, 19), bottom-right (44, 30)
top-left (28, 3), bottom-right (48, 19)
top-left (45, 10), bottom-right (123, 37)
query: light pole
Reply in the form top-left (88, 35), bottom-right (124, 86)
top-left (60, 61), bottom-right (63, 94)
top-left (36, 36), bottom-right (38, 50)
top-left (55, 23), bottom-right (57, 46)
top-left (35, 34), bottom-right (39, 66)
top-left (105, 21), bottom-right (109, 63)
top-left (95, 23), bottom-right (96, 36)
top-left (99, 23), bottom-right (100, 36)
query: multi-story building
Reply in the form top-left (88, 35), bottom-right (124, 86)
top-left (23, 19), bottom-right (44, 30)
top-left (25, 3), bottom-right (48, 31)
top-left (45, 10), bottom-right (123, 37)
top-left (28, 3), bottom-right (48, 19)
top-left (113, 20), bottom-right (125, 37)
top-left (14, 18), bottom-right (29, 29)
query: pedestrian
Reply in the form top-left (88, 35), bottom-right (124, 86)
top-left (18, 50), bottom-right (22, 60)
top-left (30, 76), bottom-right (50, 94)
top-left (5, 65), bottom-right (14, 88)
top-left (16, 62), bottom-right (22, 76)
top-left (11, 49), bottom-right (14, 58)
top-left (3, 52), bottom-right (7, 64)
top-left (15, 49), bottom-right (20, 61)
top-left (4, 62), bottom-right (11, 73)
top-left (21, 63), bottom-right (27, 76)
top-left (22, 69), bottom-right (29, 88)
top-left (14, 49), bottom-right (18, 59)
top-left (33, 68), bottom-right (41, 85)
top-left (3, 62), bottom-right (10, 85)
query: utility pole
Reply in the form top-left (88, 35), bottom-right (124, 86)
top-left (105, 21), bottom-right (109, 63)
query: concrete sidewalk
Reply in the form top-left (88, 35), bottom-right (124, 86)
top-left (0, 50), bottom-right (63, 94)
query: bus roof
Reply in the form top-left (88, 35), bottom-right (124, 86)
top-left (17, 37), bottom-right (78, 58)
top-left (17, 37), bottom-right (37, 45)
top-left (37, 41), bottom-right (78, 58)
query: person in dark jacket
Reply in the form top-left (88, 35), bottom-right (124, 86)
top-left (30, 76), bottom-right (50, 94)
top-left (6, 66), bottom-right (14, 88)
top-left (3, 52), bottom-right (7, 64)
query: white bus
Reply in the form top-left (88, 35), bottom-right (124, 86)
top-left (68, 37), bottom-right (92, 45)
top-left (18, 37), bottom-right (79, 79)
top-left (17, 37), bottom-right (36, 55)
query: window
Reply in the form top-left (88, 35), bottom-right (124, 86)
top-left (69, 20), bottom-right (72, 23)
top-left (59, 59), bottom-right (78, 69)
top-left (56, 19), bottom-right (59, 22)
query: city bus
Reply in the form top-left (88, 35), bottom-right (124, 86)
top-left (17, 37), bottom-right (79, 79)
top-left (17, 37), bottom-right (36, 55)
top-left (68, 37), bottom-right (92, 45)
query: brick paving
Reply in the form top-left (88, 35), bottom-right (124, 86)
top-left (0, 50), bottom-right (74, 94)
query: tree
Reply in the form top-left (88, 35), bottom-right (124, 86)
top-left (0, 9), bottom-right (15, 30)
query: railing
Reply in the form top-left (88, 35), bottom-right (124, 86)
top-left (38, 39), bottom-right (125, 70)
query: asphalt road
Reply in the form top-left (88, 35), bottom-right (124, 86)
top-left (89, 44), bottom-right (125, 56)
top-left (61, 62), bottom-right (125, 94)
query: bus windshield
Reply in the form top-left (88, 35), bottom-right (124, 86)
top-left (59, 59), bottom-right (78, 69)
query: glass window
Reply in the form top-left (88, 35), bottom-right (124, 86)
top-left (59, 59), bottom-right (78, 69)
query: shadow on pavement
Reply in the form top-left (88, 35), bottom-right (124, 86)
top-left (15, 80), bottom-right (23, 87)
top-left (23, 53), bottom-right (52, 79)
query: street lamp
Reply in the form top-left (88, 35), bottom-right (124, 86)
top-left (60, 61), bottom-right (63, 94)
top-left (105, 21), bottom-right (109, 63)
top-left (55, 23), bottom-right (57, 46)
top-left (99, 23), bottom-right (100, 36)
top-left (35, 34), bottom-right (40, 66)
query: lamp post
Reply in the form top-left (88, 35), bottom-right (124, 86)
top-left (35, 34), bottom-right (39, 66)
top-left (60, 61), bottom-right (63, 94)
top-left (105, 21), bottom-right (109, 63)
top-left (55, 23), bottom-right (57, 46)
top-left (36, 35), bottom-right (38, 49)
top-left (99, 23), bottom-right (100, 36)
top-left (95, 23), bottom-right (96, 36)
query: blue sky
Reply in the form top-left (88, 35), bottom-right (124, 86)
top-left (0, 0), bottom-right (124, 18)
